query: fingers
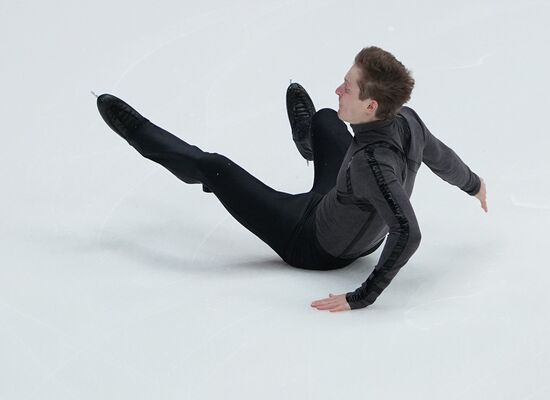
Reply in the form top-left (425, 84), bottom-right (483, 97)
top-left (311, 299), bottom-right (338, 308)
top-left (481, 193), bottom-right (488, 213)
top-left (311, 298), bottom-right (337, 307)
top-left (476, 178), bottom-right (488, 213)
top-left (480, 199), bottom-right (488, 212)
top-left (311, 294), bottom-right (350, 312)
top-left (482, 178), bottom-right (488, 212)
top-left (311, 295), bottom-right (339, 305)
top-left (315, 304), bottom-right (347, 312)
top-left (313, 302), bottom-right (339, 310)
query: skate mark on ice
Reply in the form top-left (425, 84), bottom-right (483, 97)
top-left (448, 52), bottom-right (494, 70)
top-left (403, 290), bottom-right (487, 330)
top-left (510, 195), bottom-right (550, 210)
top-left (112, 5), bottom-right (236, 90)
top-left (97, 169), bottom-right (158, 243)
top-left (190, 214), bottom-right (231, 266)
top-left (167, 305), bottom-right (273, 378)
top-left (451, 347), bottom-right (550, 400)
top-left (111, 1), bottom-right (295, 90)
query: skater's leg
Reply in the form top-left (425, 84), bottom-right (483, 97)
top-left (127, 120), bottom-right (313, 260)
top-left (123, 120), bottom-right (205, 184)
top-left (196, 152), bottom-right (314, 259)
top-left (310, 108), bottom-right (353, 194)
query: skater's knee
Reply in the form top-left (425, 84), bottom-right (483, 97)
top-left (197, 152), bottom-right (233, 177)
top-left (311, 108), bottom-right (338, 132)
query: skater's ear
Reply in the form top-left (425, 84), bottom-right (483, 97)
top-left (364, 98), bottom-right (379, 118)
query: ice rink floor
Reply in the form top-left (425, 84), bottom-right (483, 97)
top-left (2, 0), bottom-right (550, 399)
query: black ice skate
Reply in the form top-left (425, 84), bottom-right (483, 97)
top-left (96, 93), bottom-right (149, 142)
top-left (286, 82), bottom-right (316, 161)
top-left (96, 93), bottom-right (211, 191)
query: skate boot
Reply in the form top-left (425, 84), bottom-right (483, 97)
top-left (96, 93), bottom-right (211, 192)
top-left (96, 93), bottom-right (149, 142)
top-left (286, 82), bottom-right (315, 161)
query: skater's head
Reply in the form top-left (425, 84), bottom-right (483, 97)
top-left (335, 46), bottom-right (414, 124)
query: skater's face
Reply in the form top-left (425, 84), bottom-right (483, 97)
top-left (335, 64), bottom-right (379, 124)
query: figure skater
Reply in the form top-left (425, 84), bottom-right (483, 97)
top-left (96, 46), bottom-right (488, 312)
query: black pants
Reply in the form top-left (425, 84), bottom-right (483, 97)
top-left (124, 108), bottom-right (381, 270)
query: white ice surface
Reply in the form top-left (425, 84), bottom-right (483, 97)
top-left (1, 0), bottom-right (550, 399)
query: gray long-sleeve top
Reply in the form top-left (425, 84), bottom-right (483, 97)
top-left (314, 106), bottom-right (481, 309)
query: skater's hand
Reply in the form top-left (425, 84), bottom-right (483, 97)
top-left (311, 293), bottom-right (351, 312)
top-left (474, 177), bottom-right (488, 213)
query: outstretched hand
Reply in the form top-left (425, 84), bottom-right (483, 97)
top-left (475, 177), bottom-right (488, 213)
top-left (311, 293), bottom-right (351, 312)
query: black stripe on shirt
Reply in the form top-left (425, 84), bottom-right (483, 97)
top-left (346, 143), bottom-right (412, 308)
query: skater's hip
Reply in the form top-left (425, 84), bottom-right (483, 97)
top-left (283, 193), bottom-right (357, 271)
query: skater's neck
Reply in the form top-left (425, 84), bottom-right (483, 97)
top-left (350, 117), bottom-right (394, 134)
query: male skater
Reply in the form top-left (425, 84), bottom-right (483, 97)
top-left (96, 46), bottom-right (488, 312)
